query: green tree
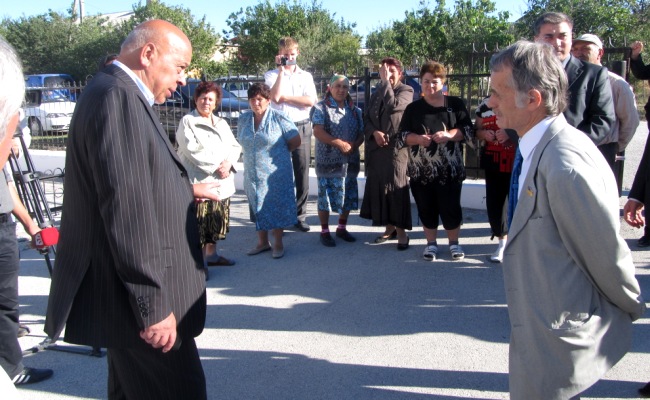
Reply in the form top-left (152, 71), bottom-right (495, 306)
top-left (129, 0), bottom-right (221, 75)
top-left (224, 0), bottom-right (362, 75)
top-left (365, 0), bottom-right (514, 71)
top-left (1, 0), bottom-right (222, 80)
top-left (514, 0), bottom-right (639, 46)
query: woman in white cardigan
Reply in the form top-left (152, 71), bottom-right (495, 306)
top-left (176, 81), bottom-right (242, 273)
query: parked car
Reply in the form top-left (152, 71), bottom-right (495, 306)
top-left (216, 75), bottom-right (259, 99)
top-left (154, 80), bottom-right (250, 145)
top-left (23, 88), bottom-right (76, 135)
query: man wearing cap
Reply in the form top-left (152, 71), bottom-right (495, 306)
top-left (533, 13), bottom-right (615, 155)
top-left (572, 33), bottom-right (640, 171)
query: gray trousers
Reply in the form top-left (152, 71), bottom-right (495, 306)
top-left (292, 121), bottom-right (313, 222)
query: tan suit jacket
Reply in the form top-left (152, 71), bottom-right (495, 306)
top-left (504, 114), bottom-right (645, 399)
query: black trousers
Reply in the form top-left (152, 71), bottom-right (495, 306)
top-left (484, 168), bottom-right (511, 238)
top-left (107, 337), bottom-right (206, 400)
top-left (0, 218), bottom-right (23, 379)
top-left (291, 121), bottom-right (313, 222)
top-left (597, 142), bottom-right (618, 174)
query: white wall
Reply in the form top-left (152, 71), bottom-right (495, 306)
top-left (29, 150), bottom-right (487, 210)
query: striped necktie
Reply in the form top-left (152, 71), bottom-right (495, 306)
top-left (507, 147), bottom-right (523, 229)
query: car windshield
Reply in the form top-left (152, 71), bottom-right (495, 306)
top-left (41, 90), bottom-right (70, 102)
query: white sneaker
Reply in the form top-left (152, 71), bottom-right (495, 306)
top-left (489, 245), bottom-right (504, 263)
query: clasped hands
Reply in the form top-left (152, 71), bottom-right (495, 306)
top-left (420, 131), bottom-right (451, 146)
top-left (140, 312), bottom-right (177, 353)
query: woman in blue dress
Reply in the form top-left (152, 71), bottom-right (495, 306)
top-left (238, 83), bottom-right (301, 259)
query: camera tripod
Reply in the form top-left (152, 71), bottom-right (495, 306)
top-left (9, 132), bottom-right (103, 357)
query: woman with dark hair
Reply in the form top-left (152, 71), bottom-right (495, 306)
top-left (176, 80), bottom-right (242, 274)
top-left (238, 83), bottom-right (301, 259)
top-left (400, 61), bottom-right (473, 261)
top-left (360, 57), bottom-right (413, 250)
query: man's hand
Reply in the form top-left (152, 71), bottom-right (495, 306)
top-left (140, 312), bottom-right (177, 353)
top-left (632, 41), bottom-right (644, 60)
top-left (11, 138), bottom-right (20, 158)
top-left (193, 182), bottom-right (221, 202)
top-left (624, 199), bottom-right (645, 228)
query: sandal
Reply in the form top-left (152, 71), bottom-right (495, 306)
top-left (423, 244), bottom-right (438, 261)
top-left (450, 244), bottom-right (465, 261)
top-left (374, 230), bottom-right (397, 243)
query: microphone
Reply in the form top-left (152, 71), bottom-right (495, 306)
top-left (33, 227), bottom-right (59, 249)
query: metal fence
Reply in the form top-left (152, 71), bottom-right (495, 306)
top-left (27, 47), bottom-right (644, 177)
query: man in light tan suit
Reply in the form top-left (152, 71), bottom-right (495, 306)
top-left (488, 41), bottom-right (645, 399)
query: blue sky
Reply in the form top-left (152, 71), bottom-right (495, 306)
top-left (2, 0), bottom-right (528, 39)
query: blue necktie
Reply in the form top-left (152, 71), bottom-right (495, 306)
top-left (507, 147), bottom-right (523, 229)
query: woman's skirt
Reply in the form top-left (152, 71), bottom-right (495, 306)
top-left (196, 198), bottom-right (230, 246)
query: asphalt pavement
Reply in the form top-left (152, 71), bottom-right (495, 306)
top-left (13, 124), bottom-right (650, 399)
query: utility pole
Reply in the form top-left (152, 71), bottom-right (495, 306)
top-left (72, 0), bottom-right (84, 23)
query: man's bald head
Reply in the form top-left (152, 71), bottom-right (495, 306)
top-left (117, 20), bottom-right (192, 104)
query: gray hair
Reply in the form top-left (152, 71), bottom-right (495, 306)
top-left (490, 40), bottom-right (568, 116)
top-left (533, 12), bottom-right (573, 37)
top-left (0, 37), bottom-right (25, 141)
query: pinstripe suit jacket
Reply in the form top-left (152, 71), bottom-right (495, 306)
top-left (45, 65), bottom-right (206, 348)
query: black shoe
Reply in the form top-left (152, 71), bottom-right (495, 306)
top-left (12, 367), bottom-right (53, 385)
top-left (374, 230), bottom-right (397, 243)
top-left (638, 235), bottom-right (650, 247)
top-left (294, 221), bottom-right (310, 232)
top-left (639, 381), bottom-right (650, 397)
top-left (336, 229), bottom-right (356, 242)
top-left (320, 233), bottom-right (336, 247)
top-left (17, 324), bottom-right (30, 338)
top-left (397, 235), bottom-right (410, 251)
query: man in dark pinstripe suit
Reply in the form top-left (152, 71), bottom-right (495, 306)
top-left (45, 20), bottom-right (214, 399)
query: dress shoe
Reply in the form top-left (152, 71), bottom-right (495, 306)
top-left (320, 233), bottom-right (336, 247)
top-left (397, 235), bottom-right (409, 251)
top-left (12, 367), bottom-right (53, 385)
top-left (294, 221), bottom-right (310, 232)
top-left (638, 235), bottom-right (650, 248)
top-left (247, 244), bottom-right (272, 255)
top-left (335, 229), bottom-right (356, 242)
top-left (374, 230), bottom-right (397, 243)
top-left (17, 324), bottom-right (30, 338)
top-left (207, 256), bottom-right (236, 267)
top-left (272, 248), bottom-right (284, 259)
top-left (640, 381), bottom-right (650, 398)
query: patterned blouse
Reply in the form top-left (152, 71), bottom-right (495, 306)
top-left (310, 96), bottom-right (363, 178)
top-left (399, 96), bottom-right (474, 185)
